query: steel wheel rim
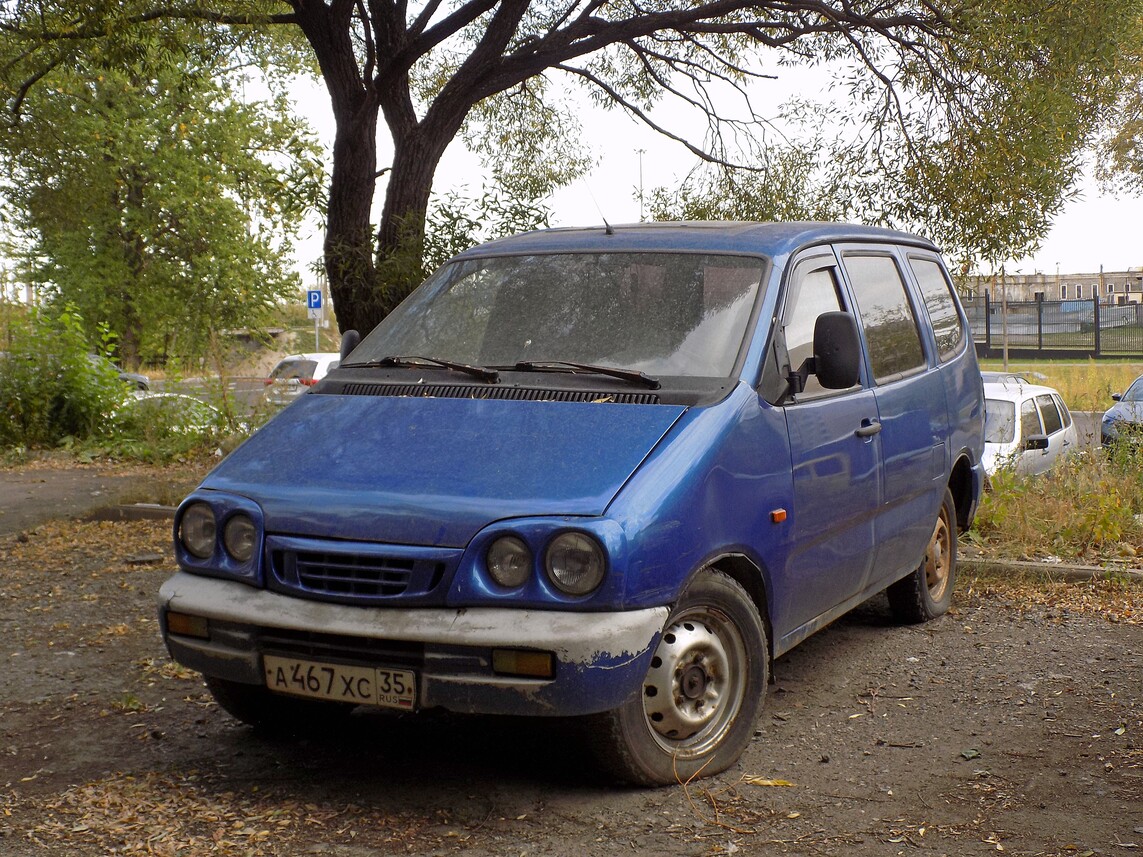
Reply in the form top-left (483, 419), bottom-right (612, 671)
top-left (641, 606), bottom-right (748, 759)
top-left (925, 504), bottom-right (952, 602)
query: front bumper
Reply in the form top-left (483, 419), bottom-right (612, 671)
top-left (158, 571), bottom-right (668, 717)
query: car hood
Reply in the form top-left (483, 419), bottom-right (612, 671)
top-left (201, 393), bottom-right (686, 547)
top-left (1105, 400), bottom-right (1143, 423)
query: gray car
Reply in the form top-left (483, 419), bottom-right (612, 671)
top-left (1101, 374), bottom-right (1143, 446)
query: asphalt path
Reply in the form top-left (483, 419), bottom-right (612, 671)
top-left (0, 467), bottom-right (199, 537)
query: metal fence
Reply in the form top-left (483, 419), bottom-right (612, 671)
top-left (965, 294), bottom-right (1143, 359)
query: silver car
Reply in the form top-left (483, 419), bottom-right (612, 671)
top-left (262, 353), bottom-right (340, 407)
top-left (982, 379), bottom-right (1077, 477)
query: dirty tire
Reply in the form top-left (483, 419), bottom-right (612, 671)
top-left (888, 486), bottom-right (957, 624)
top-left (205, 676), bottom-right (354, 733)
top-left (589, 569), bottom-right (767, 786)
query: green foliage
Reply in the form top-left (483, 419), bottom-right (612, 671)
top-left (0, 305), bottom-right (126, 448)
top-left (423, 181), bottom-right (552, 274)
top-left (4, 0), bottom-right (1140, 335)
top-left (653, 0), bottom-right (1141, 271)
top-left (100, 392), bottom-right (246, 464)
top-left (974, 449), bottom-right (1143, 561)
top-left (648, 125), bottom-right (854, 223)
top-left (0, 15), bottom-right (324, 367)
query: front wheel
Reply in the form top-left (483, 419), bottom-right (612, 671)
top-left (887, 486), bottom-right (957, 623)
top-left (589, 569), bottom-right (767, 786)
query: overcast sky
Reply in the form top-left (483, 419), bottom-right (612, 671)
top-left (292, 73), bottom-right (1143, 282)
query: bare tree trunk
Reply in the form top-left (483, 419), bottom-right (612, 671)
top-left (323, 98), bottom-right (381, 337)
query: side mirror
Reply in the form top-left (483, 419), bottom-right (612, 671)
top-left (339, 329), bottom-right (361, 362)
top-left (1112, 392), bottom-right (1123, 402)
top-left (812, 312), bottom-right (862, 390)
top-left (1024, 434), bottom-right (1049, 452)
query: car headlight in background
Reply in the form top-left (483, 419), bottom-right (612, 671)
top-left (545, 532), bottom-right (606, 595)
top-left (223, 514), bottom-right (257, 563)
top-left (179, 502), bottom-right (216, 559)
top-left (486, 536), bottom-right (532, 588)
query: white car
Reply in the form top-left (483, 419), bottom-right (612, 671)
top-left (262, 353), bottom-right (340, 407)
top-left (982, 379), bottom-right (1077, 477)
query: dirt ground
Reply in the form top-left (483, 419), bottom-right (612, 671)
top-left (0, 464), bottom-right (1140, 856)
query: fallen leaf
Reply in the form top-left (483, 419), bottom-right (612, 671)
top-left (742, 776), bottom-right (795, 787)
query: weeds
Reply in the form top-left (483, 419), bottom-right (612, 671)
top-left (978, 358), bottom-right (1143, 411)
top-left (0, 303), bottom-right (265, 464)
top-left (972, 445), bottom-right (1143, 562)
top-left (0, 306), bottom-right (126, 447)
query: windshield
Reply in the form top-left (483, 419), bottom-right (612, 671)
top-left (351, 252), bottom-right (766, 378)
top-left (984, 398), bottom-right (1016, 444)
top-left (1122, 377), bottom-right (1143, 402)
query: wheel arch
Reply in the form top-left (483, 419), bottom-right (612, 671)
top-left (704, 552), bottom-right (774, 668)
top-left (947, 451), bottom-right (978, 533)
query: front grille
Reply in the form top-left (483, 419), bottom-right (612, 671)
top-left (339, 382), bottom-right (661, 405)
top-left (276, 550), bottom-right (434, 597)
top-left (266, 536), bottom-right (459, 606)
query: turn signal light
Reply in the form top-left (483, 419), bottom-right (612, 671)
top-left (165, 611), bottom-right (209, 639)
top-left (492, 649), bottom-right (555, 679)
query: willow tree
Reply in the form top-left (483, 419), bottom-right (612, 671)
top-left (4, 0), bottom-right (1139, 334)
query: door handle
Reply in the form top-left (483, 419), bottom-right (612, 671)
top-left (855, 419), bottom-right (882, 438)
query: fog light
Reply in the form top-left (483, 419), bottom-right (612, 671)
top-left (492, 649), bottom-right (555, 679)
top-left (166, 611), bottom-right (209, 639)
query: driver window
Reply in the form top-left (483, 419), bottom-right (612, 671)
top-left (783, 266), bottom-right (854, 399)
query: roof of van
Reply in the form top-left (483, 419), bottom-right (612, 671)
top-left (455, 221), bottom-right (940, 259)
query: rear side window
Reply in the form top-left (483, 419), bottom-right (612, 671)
top-left (909, 257), bottom-right (965, 362)
top-left (1054, 393), bottom-right (1072, 428)
top-left (1037, 394), bottom-right (1064, 435)
top-left (843, 254), bottom-right (926, 382)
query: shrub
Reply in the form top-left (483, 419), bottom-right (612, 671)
top-left (0, 307), bottom-right (127, 448)
top-left (973, 449), bottom-right (1143, 560)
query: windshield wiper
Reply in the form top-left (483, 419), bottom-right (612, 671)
top-left (342, 355), bottom-right (499, 383)
top-left (512, 361), bottom-right (660, 390)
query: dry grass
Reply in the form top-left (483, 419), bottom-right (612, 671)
top-left (970, 445), bottom-right (1143, 564)
top-left (979, 358), bottom-right (1143, 410)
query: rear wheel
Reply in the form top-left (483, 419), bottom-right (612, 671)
top-left (888, 487), bottom-right (957, 623)
top-left (589, 569), bottom-right (767, 786)
top-left (205, 676), bottom-right (354, 733)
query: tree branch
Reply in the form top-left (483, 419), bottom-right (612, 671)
top-left (556, 61), bottom-right (758, 170)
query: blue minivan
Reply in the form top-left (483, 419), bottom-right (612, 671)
top-left (160, 222), bottom-right (985, 785)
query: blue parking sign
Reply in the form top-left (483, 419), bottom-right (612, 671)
top-left (307, 290), bottom-right (322, 309)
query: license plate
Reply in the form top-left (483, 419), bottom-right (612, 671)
top-left (263, 655), bottom-right (416, 710)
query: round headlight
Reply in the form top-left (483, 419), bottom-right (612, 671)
top-left (486, 536), bottom-right (532, 588)
top-left (223, 514), bottom-right (257, 563)
top-left (545, 532), bottom-right (606, 595)
top-left (179, 503), bottom-right (216, 559)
